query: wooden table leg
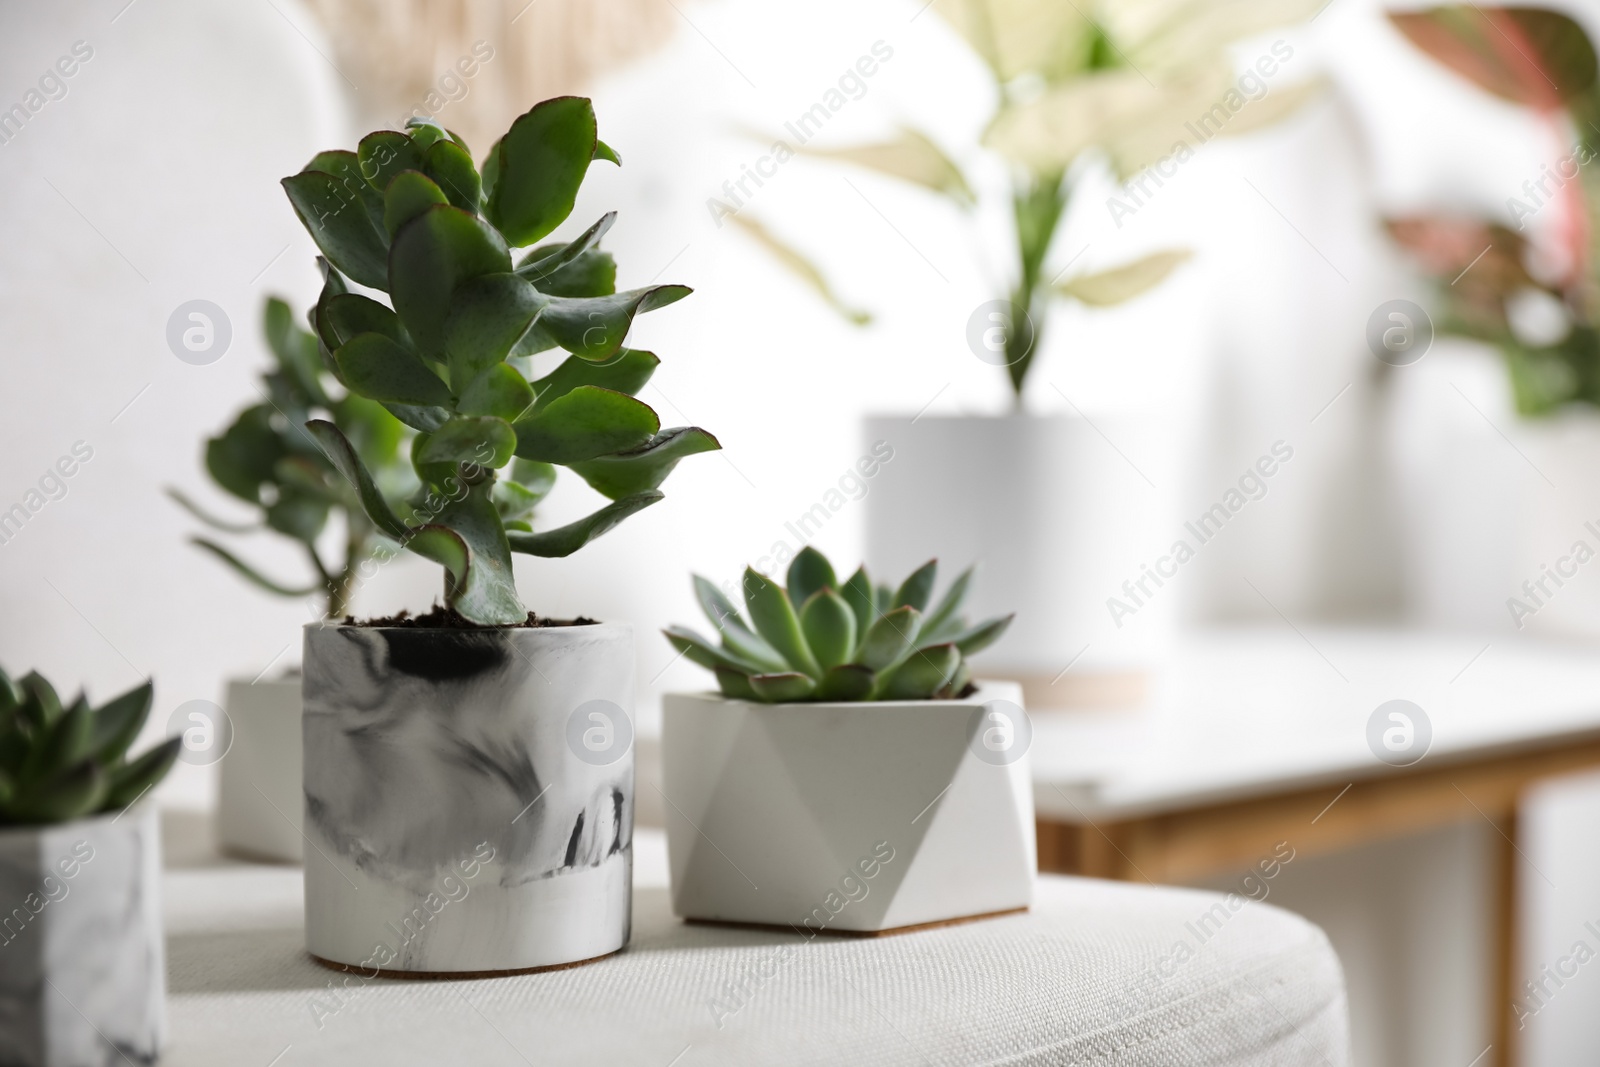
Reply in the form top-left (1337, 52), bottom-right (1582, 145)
top-left (1491, 805), bottom-right (1519, 1067)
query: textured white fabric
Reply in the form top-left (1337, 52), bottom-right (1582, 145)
top-left (160, 830), bottom-right (1348, 1065)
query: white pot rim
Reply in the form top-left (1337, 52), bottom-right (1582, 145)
top-left (665, 680), bottom-right (1021, 712)
top-left (300, 619), bottom-right (632, 636)
top-left (0, 800), bottom-right (155, 839)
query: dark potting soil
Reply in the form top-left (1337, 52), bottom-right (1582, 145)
top-left (345, 605), bottom-right (598, 630)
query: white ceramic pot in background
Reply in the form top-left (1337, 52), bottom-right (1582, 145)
top-left (217, 676), bottom-right (302, 863)
top-left (302, 621), bottom-right (635, 975)
top-left (662, 683), bottom-right (1034, 933)
top-left (864, 414), bottom-right (1178, 709)
top-left (1388, 344), bottom-right (1600, 638)
top-left (0, 806), bottom-right (165, 1066)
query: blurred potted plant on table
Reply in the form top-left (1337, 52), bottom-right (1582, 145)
top-left (171, 297), bottom-right (411, 862)
top-left (1384, 6), bottom-right (1600, 634)
top-left (661, 547), bottom-right (1031, 934)
top-left (734, 0), bottom-right (1323, 707)
top-left (0, 669), bottom-right (179, 1067)
top-left (282, 99), bottom-right (718, 974)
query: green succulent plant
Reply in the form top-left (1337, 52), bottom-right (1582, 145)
top-left (0, 669), bottom-right (180, 826)
top-left (665, 547), bottom-right (1013, 702)
top-left (280, 98), bottom-right (719, 625)
top-left (170, 296), bottom-right (412, 619)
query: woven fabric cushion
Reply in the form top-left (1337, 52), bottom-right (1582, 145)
top-left (161, 830), bottom-right (1348, 1065)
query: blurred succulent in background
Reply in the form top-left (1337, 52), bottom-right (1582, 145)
top-left (0, 670), bottom-right (179, 826)
top-left (665, 547), bottom-right (1013, 702)
top-left (730, 0), bottom-right (1326, 401)
top-left (169, 296), bottom-right (412, 619)
top-left (280, 99), bottom-right (718, 625)
top-left (1386, 6), bottom-right (1600, 416)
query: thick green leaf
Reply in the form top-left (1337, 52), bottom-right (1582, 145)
top-left (749, 673), bottom-right (816, 703)
top-left (568, 427), bottom-right (719, 500)
top-left (458, 363), bottom-right (535, 421)
top-left (594, 140), bottom-right (621, 165)
top-left (405, 523), bottom-right (468, 587)
top-left (382, 403), bottom-right (450, 433)
top-left (858, 606), bottom-right (922, 671)
top-left (103, 737), bottom-right (181, 811)
top-left (444, 272), bottom-right (549, 389)
top-left (282, 169), bottom-right (390, 289)
top-left (492, 464), bottom-right (551, 520)
top-left (304, 151), bottom-right (388, 231)
top-left (511, 386), bottom-right (659, 464)
top-left (815, 663), bottom-right (875, 701)
top-left (742, 568), bottom-right (821, 679)
top-left (692, 575), bottom-right (787, 672)
top-left (714, 667), bottom-right (758, 701)
top-left (505, 490), bottom-right (662, 557)
top-left (305, 420), bottom-right (409, 539)
top-left (415, 416), bottom-right (517, 469)
top-left (423, 139), bottom-right (482, 213)
top-left (530, 349), bottom-right (658, 412)
top-left (486, 96), bottom-right (597, 246)
top-left (516, 212), bottom-right (615, 283)
top-left (191, 538), bottom-right (321, 597)
top-left (388, 204), bottom-right (512, 356)
top-left (921, 566), bottom-right (974, 640)
top-left (383, 170), bottom-right (450, 238)
top-left (952, 614), bottom-right (1015, 656)
top-left (524, 285), bottom-right (693, 362)
top-left (5, 761), bottom-right (105, 824)
top-left (265, 490), bottom-right (331, 543)
top-left (841, 566), bottom-right (875, 645)
top-left (22, 701), bottom-right (92, 785)
top-left (893, 560), bottom-right (938, 613)
top-left (428, 482), bottom-right (526, 624)
top-left (877, 644), bottom-right (960, 701)
top-left (263, 297), bottom-right (328, 405)
top-left (787, 547), bottom-right (838, 609)
top-left (205, 406), bottom-right (285, 504)
top-left (91, 682), bottom-right (152, 765)
top-left (663, 625), bottom-right (768, 674)
top-left (18, 673), bottom-right (60, 730)
top-left (799, 589), bottom-right (856, 672)
top-left (322, 293), bottom-right (407, 349)
top-left (358, 130), bottom-right (423, 192)
top-left (335, 333), bottom-right (453, 407)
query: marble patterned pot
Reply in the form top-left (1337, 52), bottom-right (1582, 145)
top-left (662, 682), bottom-right (1035, 934)
top-left (217, 676), bottom-right (302, 862)
top-left (0, 805), bottom-right (165, 1066)
top-left (302, 621), bottom-right (635, 975)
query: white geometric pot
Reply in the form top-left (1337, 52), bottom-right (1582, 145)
top-left (662, 682), bottom-right (1034, 934)
top-left (864, 414), bottom-right (1178, 709)
top-left (217, 676), bottom-right (302, 863)
top-left (301, 621), bottom-right (635, 975)
top-left (0, 806), bottom-right (165, 1066)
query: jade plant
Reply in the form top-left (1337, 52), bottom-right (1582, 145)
top-left (170, 296), bottom-right (411, 618)
top-left (665, 547), bottom-right (1013, 702)
top-left (280, 98), bottom-right (718, 625)
top-left (0, 669), bottom-right (180, 826)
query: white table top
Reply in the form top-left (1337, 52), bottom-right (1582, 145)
top-left (1030, 627), bottom-right (1600, 822)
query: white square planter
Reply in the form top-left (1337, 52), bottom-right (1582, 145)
top-left (217, 676), bottom-right (302, 863)
top-left (0, 806), bottom-right (165, 1066)
top-left (662, 682), bottom-right (1034, 934)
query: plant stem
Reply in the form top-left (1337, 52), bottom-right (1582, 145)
top-left (1005, 170), bottom-right (1068, 404)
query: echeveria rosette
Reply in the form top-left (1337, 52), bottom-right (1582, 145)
top-left (280, 99), bottom-right (720, 625)
top-left (169, 296), bottom-right (412, 619)
top-left (665, 547), bottom-right (1014, 702)
top-left (0, 668), bottom-right (180, 826)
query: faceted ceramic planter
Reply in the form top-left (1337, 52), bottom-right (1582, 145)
top-left (302, 621), bottom-right (635, 975)
top-left (662, 682), bottom-right (1034, 934)
top-left (864, 414), bottom-right (1178, 709)
top-left (217, 676), bottom-right (302, 862)
top-left (0, 806), bottom-right (165, 1066)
